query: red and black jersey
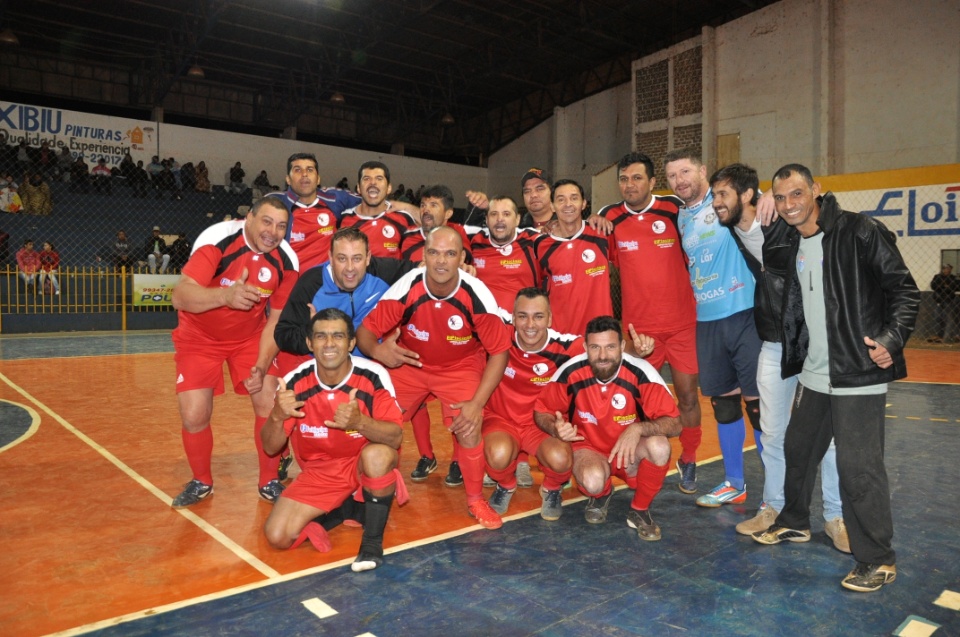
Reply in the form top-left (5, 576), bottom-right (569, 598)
top-left (339, 206), bottom-right (418, 259)
top-left (282, 357), bottom-right (402, 466)
top-left (535, 352), bottom-right (678, 454)
top-left (399, 223), bottom-right (473, 263)
top-left (470, 228), bottom-right (543, 312)
top-left (535, 222), bottom-right (613, 335)
top-left (486, 329), bottom-right (584, 428)
top-left (287, 196), bottom-right (339, 270)
top-left (599, 195), bottom-right (696, 332)
top-left (177, 219), bottom-right (299, 342)
top-left (361, 268), bottom-right (511, 370)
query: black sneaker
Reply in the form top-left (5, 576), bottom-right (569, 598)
top-left (444, 461), bottom-right (463, 487)
top-left (488, 483), bottom-right (515, 515)
top-left (676, 458), bottom-right (697, 494)
top-left (278, 454), bottom-right (293, 481)
top-left (258, 479), bottom-right (285, 502)
top-left (351, 543), bottom-right (384, 573)
top-left (410, 456), bottom-right (438, 482)
top-left (752, 525), bottom-right (812, 545)
top-left (841, 563), bottom-right (896, 592)
top-left (171, 479), bottom-right (213, 508)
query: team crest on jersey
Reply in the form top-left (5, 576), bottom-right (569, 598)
top-left (498, 243), bottom-right (513, 256)
top-left (581, 249), bottom-right (596, 264)
top-left (611, 393), bottom-right (627, 410)
top-left (447, 316), bottom-right (464, 330)
top-left (299, 423), bottom-right (329, 439)
top-left (652, 220), bottom-right (666, 234)
top-left (532, 363), bottom-right (549, 376)
top-left (704, 212), bottom-right (717, 224)
top-left (382, 225), bottom-right (396, 238)
top-left (317, 212), bottom-right (331, 227)
top-left (257, 267), bottom-right (271, 283)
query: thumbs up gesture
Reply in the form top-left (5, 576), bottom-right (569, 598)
top-left (224, 266), bottom-right (261, 311)
top-left (273, 378), bottom-right (306, 419)
top-left (327, 387), bottom-right (362, 430)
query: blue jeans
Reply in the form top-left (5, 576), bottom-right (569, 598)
top-left (757, 341), bottom-right (842, 520)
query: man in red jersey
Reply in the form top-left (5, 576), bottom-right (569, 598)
top-left (483, 288), bottom-right (579, 520)
top-left (597, 152), bottom-right (702, 496)
top-left (535, 315), bottom-right (680, 541)
top-left (262, 308), bottom-right (404, 572)
top-left (339, 161), bottom-right (418, 259)
top-left (170, 197), bottom-right (300, 507)
top-left (536, 179), bottom-right (613, 335)
top-left (399, 185), bottom-right (472, 263)
top-left (469, 196), bottom-right (543, 312)
top-left (358, 226), bottom-right (511, 529)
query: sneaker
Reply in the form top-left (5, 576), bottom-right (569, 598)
top-left (824, 517), bottom-right (852, 553)
top-left (735, 503), bottom-right (779, 536)
top-left (351, 544), bottom-right (384, 572)
top-left (584, 492), bottom-right (614, 524)
top-left (410, 455), bottom-right (438, 482)
top-left (540, 486), bottom-right (563, 521)
top-left (483, 473), bottom-right (496, 487)
top-left (488, 483), bottom-right (516, 515)
top-left (516, 461), bottom-right (534, 488)
top-left (171, 479), bottom-right (213, 508)
top-left (468, 499), bottom-right (503, 530)
top-left (277, 454), bottom-right (294, 481)
top-left (258, 479), bottom-right (285, 502)
top-left (696, 481), bottom-right (747, 507)
top-left (841, 562), bottom-right (896, 592)
top-left (752, 525), bottom-right (812, 545)
top-left (626, 508), bottom-right (661, 541)
top-left (444, 461), bottom-right (463, 487)
top-left (676, 458), bottom-right (697, 494)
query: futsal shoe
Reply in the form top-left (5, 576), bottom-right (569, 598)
top-left (752, 525), bottom-right (812, 545)
top-left (515, 461), bottom-right (534, 488)
top-left (258, 479), bottom-right (285, 503)
top-left (488, 483), bottom-right (516, 515)
top-left (695, 481), bottom-right (747, 507)
top-left (410, 455), bottom-right (438, 482)
top-left (841, 563), bottom-right (896, 592)
top-left (584, 492), bottom-right (614, 524)
top-left (626, 508), bottom-right (661, 541)
top-left (171, 479), bottom-right (213, 508)
top-left (676, 458), bottom-right (697, 494)
top-left (540, 487), bottom-right (563, 521)
top-left (468, 499), bottom-right (503, 530)
top-left (277, 454), bottom-right (294, 481)
top-left (444, 461), bottom-right (464, 487)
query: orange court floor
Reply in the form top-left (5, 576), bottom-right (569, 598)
top-left (0, 337), bottom-right (956, 637)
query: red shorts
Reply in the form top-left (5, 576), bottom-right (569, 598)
top-left (633, 323), bottom-right (698, 376)
top-left (281, 455), bottom-right (362, 513)
top-left (483, 412), bottom-right (551, 457)
top-left (173, 330), bottom-right (261, 396)
top-left (272, 351), bottom-right (312, 378)
top-left (390, 364), bottom-right (482, 426)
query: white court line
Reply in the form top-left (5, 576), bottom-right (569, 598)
top-left (301, 597), bottom-right (338, 619)
top-left (0, 371), bottom-right (280, 584)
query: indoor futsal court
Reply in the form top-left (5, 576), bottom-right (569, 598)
top-left (0, 332), bottom-right (958, 637)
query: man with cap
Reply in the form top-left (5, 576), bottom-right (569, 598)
top-left (144, 226), bottom-right (171, 274)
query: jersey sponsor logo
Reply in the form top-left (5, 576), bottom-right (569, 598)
top-left (407, 323), bottom-right (430, 341)
top-left (611, 393), bottom-right (626, 410)
top-left (257, 267), bottom-right (271, 283)
top-left (498, 243), bottom-right (514, 256)
top-left (585, 265), bottom-right (606, 277)
top-left (617, 240), bottom-right (639, 251)
top-left (654, 238), bottom-right (675, 248)
top-left (695, 287), bottom-right (726, 302)
top-left (446, 335), bottom-right (472, 345)
top-left (382, 225), bottom-right (396, 238)
top-left (581, 249), bottom-right (596, 264)
top-left (219, 276), bottom-right (234, 287)
top-left (299, 423), bottom-right (329, 438)
top-left (552, 273), bottom-right (573, 286)
top-left (577, 410), bottom-right (598, 425)
top-left (700, 229), bottom-right (716, 240)
top-left (504, 366), bottom-right (516, 379)
top-left (613, 413), bottom-right (637, 425)
top-left (290, 231), bottom-right (306, 243)
top-left (317, 212), bottom-right (331, 227)
top-left (474, 257), bottom-right (486, 268)
top-left (652, 220), bottom-right (667, 234)
top-left (729, 277), bottom-right (745, 293)
top-left (447, 315), bottom-right (464, 330)
top-left (699, 249), bottom-right (713, 263)
top-left (532, 362), bottom-right (549, 376)
top-left (693, 268), bottom-right (719, 290)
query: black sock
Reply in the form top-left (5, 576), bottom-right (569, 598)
top-left (359, 489), bottom-right (394, 557)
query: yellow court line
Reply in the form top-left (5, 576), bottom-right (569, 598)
top-left (0, 371), bottom-right (280, 583)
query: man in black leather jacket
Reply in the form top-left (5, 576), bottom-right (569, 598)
top-left (751, 163), bottom-right (920, 594)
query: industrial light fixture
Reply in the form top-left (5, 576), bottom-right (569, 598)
top-left (187, 64), bottom-right (205, 79)
top-left (441, 112), bottom-right (455, 126)
top-left (330, 91), bottom-right (346, 105)
top-left (0, 28), bottom-right (19, 46)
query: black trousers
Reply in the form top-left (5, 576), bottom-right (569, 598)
top-left (776, 385), bottom-right (895, 565)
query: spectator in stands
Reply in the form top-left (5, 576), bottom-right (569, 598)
top-left (91, 158), bottom-right (113, 194)
top-left (147, 156), bottom-right (164, 197)
top-left (252, 170), bottom-right (275, 199)
top-left (111, 230), bottom-right (134, 271)
top-left (0, 176), bottom-right (22, 212)
top-left (69, 156), bottom-right (91, 194)
top-left (144, 226), bottom-right (171, 274)
top-left (36, 141), bottom-right (56, 178)
top-left (930, 264), bottom-right (960, 344)
top-left (228, 161), bottom-right (246, 194)
top-left (170, 232), bottom-right (191, 272)
top-left (181, 161), bottom-right (196, 191)
top-left (55, 147), bottom-right (73, 181)
top-left (16, 141), bottom-right (33, 178)
top-left (195, 160), bottom-right (211, 193)
top-left (38, 241), bottom-right (61, 295)
top-left (16, 238), bottom-right (40, 292)
top-left (119, 152), bottom-right (136, 181)
top-left (19, 172), bottom-right (53, 215)
top-left (130, 160), bottom-right (149, 198)
top-left (168, 157), bottom-right (183, 194)
top-left (335, 176), bottom-right (350, 190)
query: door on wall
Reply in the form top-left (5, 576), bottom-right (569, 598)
top-left (717, 133), bottom-right (740, 169)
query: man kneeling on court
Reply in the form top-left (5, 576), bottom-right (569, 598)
top-left (261, 308), bottom-right (405, 572)
top-left (534, 316), bottom-right (680, 540)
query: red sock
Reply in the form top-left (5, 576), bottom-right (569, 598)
top-left (540, 464), bottom-right (571, 492)
top-left (182, 427), bottom-right (213, 485)
top-left (517, 450), bottom-right (529, 464)
top-left (459, 441), bottom-right (486, 503)
top-left (631, 460), bottom-right (670, 510)
top-left (411, 407), bottom-right (434, 458)
top-left (254, 415), bottom-right (280, 488)
top-left (487, 460), bottom-right (518, 490)
top-left (679, 426), bottom-right (702, 464)
top-left (290, 521), bottom-right (331, 552)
